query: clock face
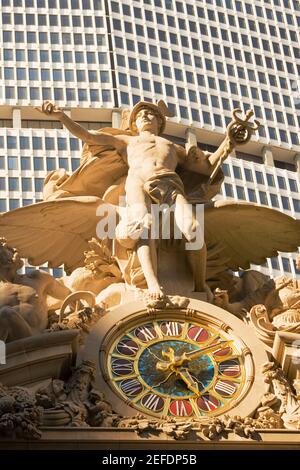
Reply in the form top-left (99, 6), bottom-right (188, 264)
top-left (106, 318), bottom-right (246, 418)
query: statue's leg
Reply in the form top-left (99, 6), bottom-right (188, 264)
top-left (174, 193), bottom-right (198, 241)
top-left (125, 179), bottom-right (163, 298)
top-left (137, 238), bottom-right (163, 299)
top-left (186, 245), bottom-right (213, 301)
top-left (0, 307), bottom-right (33, 342)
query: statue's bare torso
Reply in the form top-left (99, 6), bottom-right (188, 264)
top-left (127, 134), bottom-right (178, 181)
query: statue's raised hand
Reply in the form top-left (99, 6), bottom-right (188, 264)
top-left (35, 100), bottom-right (64, 119)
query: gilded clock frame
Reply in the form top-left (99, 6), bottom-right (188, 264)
top-left (82, 299), bottom-right (268, 419)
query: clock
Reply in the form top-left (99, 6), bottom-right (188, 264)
top-left (83, 299), bottom-right (268, 419)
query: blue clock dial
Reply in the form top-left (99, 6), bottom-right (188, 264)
top-left (138, 340), bottom-right (215, 398)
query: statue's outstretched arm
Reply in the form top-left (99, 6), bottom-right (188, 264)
top-left (180, 108), bottom-right (260, 179)
top-left (36, 270), bottom-right (72, 300)
top-left (177, 143), bottom-right (216, 177)
top-left (36, 101), bottom-right (128, 153)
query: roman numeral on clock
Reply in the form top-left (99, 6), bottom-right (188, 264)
top-left (134, 325), bottom-right (157, 342)
top-left (219, 360), bottom-right (240, 377)
top-left (111, 358), bottom-right (133, 376)
top-left (120, 378), bottom-right (143, 397)
top-left (215, 379), bottom-right (237, 397)
top-left (187, 325), bottom-right (209, 343)
top-left (141, 393), bottom-right (164, 412)
top-left (197, 394), bottom-right (220, 412)
top-left (169, 400), bottom-right (193, 417)
top-left (116, 338), bottom-right (139, 356)
top-left (160, 321), bottom-right (182, 336)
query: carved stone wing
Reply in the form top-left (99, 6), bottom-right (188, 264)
top-left (205, 200), bottom-right (300, 279)
top-left (0, 196), bottom-right (116, 274)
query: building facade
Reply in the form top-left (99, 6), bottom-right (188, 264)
top-left (0, 0), bottom-right (299, 277)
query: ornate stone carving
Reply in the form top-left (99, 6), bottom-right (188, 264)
top-left (213, 270), bottom-right (275, 320)
top-left (35, 361), bottom-right (120, 429)
top-left (49, 302), bottom-right (105, 344)
top-left (0, 238), bottom-right (71, 343)
top-left (248, 276), bottom-right (300, 347)
top-left (258, 362), bottom-right (300, 430)
top-left (0, 383), bottom-right (42, 439)
top-left (117, 414), bottom-right (279, 440)
top-left (141, 292), bottom-right (190, 310)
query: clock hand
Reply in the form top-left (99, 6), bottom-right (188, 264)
top-left (147, 348), bottom-right (166, 363)
top-left (175, 368), bottom-right (201, 397)
top-left (184, 340), bottom-right (233, 363)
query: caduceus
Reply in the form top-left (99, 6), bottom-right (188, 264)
top-left (209, 108), bottom-right (260, 182)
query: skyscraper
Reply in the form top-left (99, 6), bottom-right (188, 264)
top-left (0, 0), bottom-right (299, 277)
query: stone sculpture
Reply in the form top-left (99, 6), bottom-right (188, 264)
top-left (246, 273), bottom-right (300, 346)
top-left (0, 100), bottom-right (299, 309)
top-left (0, 238), bottom-right (71, 342)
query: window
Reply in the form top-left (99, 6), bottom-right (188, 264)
top-left (0, 200), bottom-right (6, 212)
top-left (9, 178), bottom-right (19, 191)
top-left (20, 137), bottom-right (30, 149)
top-left (130, 76), bottom-right (139, 89)
top-left (120, 92), bottom-right (129, 105)
top-left (41, 69), bottom-right (50, 81)
top-left (102, 90), bottom-right (111, 102)
top-left (271, 257), bottom-right (280, 270)
top-left (282, 257), bottom-right (291, 273)
top-left (292, 199), bottom-right (300, 212)
top-left (243, 168), bottom-right (253, 182)
top-left (88, 71), bottom-right (98, 82)
top-left (277, 176), bottom-right (287, 190)
top-left (203, 112), bottom-right (211, 125)
top-left (58, 138), bottom-right (67, 151)
top-left (294, 260), bottom-right (300, 275)
top-left (259, 191), bottom-right (268, 205)
top-left (70, 139), bottom-right (79, 151)
top-left (8, 157), bottom-right (18, 170)
top-left (22, 178), bottom-right (32, 192)
top-left (270, 194), bottom-right (279, 208)
top-left (35, 179), bottom-right (44, 192)
top-left (224, 183), bottom-right (233, 198)
top-left (236, 186), bottom-right (246, 200)
top-left (281, 196), bottom-right (290, 211)
top-left (54, 89), bottom-right (63, 100)
top-left (233, 166), bottom-right (242, 179)
top-left (21, 157), bottom-right (31, 170)
top-left (32, 137), bottom-right (42, 150)
top-left (98, 53), bottom-right (107, 65)
top-left (200, 93), bottom-right (208, 106)
top-left (248, 189), bottom-right (257, 202)
top-left (0, 178), bottom-right (6, 190)
top-left (45, 138), bottom-right (55, 150)
top-left (9, 200), bottom-right (20, 210)
top-left (16, 50), bottom-right (25, 61)
top-left (52, 69), bottom-right (62, 82)
top-left (33, 158), bottom-right (44, 171)
top-left (78, 89), bottom-right (87, 101)
top-left (165, 85), bottom-right (174, 97)
top-left (289, 179), bottom-right (298, 192)
top-left (266, 174), bottom-right (275, 187)
top-left (47, 159), bottom-right (56, 171)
